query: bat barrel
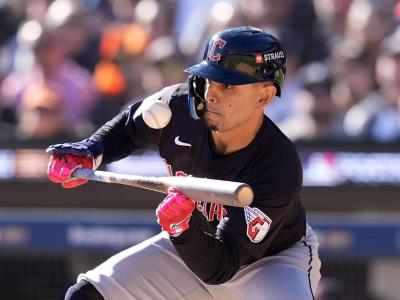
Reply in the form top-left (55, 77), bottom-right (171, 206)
top-left (157, 176), bottom-right (253, 207)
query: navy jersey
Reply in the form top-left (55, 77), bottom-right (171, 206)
top-left (92, 83), bottom-right (306, 284)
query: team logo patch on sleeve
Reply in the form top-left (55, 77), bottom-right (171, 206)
top-left (244, 206), bottom-right (272, 243)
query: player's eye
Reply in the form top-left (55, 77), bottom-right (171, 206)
top-left (223, 84), bottom-right (233, 89)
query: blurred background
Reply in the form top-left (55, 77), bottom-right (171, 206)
top-left (0, 0), bottom-right (400, 299)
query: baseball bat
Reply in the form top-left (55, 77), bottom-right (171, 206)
top-left (71, 168), bottom-right (253, 207)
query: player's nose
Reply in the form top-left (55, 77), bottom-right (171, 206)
top-left (205, 81), bottom-right (218, 104)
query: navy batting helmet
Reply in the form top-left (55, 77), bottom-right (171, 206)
top-left (186, 26), bottom-right (287, 119)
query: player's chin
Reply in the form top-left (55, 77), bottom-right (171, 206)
top-left (204, 117), bottom-right (219, 131)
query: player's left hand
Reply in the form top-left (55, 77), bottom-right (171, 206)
top-left (156, 188), bottom-right (195, 236)
top-left (46, 138), bottom-right (103, 189)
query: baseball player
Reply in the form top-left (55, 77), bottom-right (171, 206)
top-left (47, 26), bottom-right (321, 300)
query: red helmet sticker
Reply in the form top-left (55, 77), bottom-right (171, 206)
top-left (255, 53), bottom-right (263, 64)
top-left (244, 206), bottom-right (272, 243)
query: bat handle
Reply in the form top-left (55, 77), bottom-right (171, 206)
top-left (71, 168), bottom-right (167, 192)
top-left (71, 168), bottom-right (101, 181)
top-left (72, 168), bottom-right (131, 185)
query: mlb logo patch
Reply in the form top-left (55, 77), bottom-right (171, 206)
top-left (244, 206), bottom-right (272, 243)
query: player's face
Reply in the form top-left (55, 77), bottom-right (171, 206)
top-left (204, 79), bottom-right (269, 132)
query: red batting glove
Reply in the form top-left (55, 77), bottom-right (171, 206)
top-left (156, 188), bottom-right (196, 236)
top-left (47, 153), bottom-right (94, 189)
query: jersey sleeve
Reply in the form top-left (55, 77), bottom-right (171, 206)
top-left (90, 84), bottom-right (181, 164)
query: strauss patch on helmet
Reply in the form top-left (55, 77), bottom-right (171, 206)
top-left (264, 51), bottom-right (285, 61)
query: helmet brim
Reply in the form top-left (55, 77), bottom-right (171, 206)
top-left (185, 61), bottom-right (259, 85)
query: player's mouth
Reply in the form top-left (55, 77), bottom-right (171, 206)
top-left (205, 109), bottom-right (220, 116)
top-left (205, 110), bottom-right (221, 121)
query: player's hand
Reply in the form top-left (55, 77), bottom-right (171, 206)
top-left (156, 188), bottom-right (196, 236)
top-left (46, 139), bottom-right (103, 189)
top-left (47, 153), bottom-right (94, 188)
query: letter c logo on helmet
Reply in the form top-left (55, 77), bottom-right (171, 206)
top-left (186, 26), bottom-right (287, 120)
top-left (208, 38), bottom-right (227, 62)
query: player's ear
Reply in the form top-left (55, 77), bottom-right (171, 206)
top-left (257, 83), bottom-right (277, 108)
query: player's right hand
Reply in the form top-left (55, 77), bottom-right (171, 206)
top-left (46, 139), bottom-right (103, 189)
top-left (156, 187), bottom-right (195, 236)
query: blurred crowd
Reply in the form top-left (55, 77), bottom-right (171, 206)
top-left (0, 0), bottom-right (399, 144)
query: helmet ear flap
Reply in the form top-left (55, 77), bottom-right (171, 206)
top-left (273, 68), bottom-right (286, 97)
top-left (188, 75), bottom-right (207, 120)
